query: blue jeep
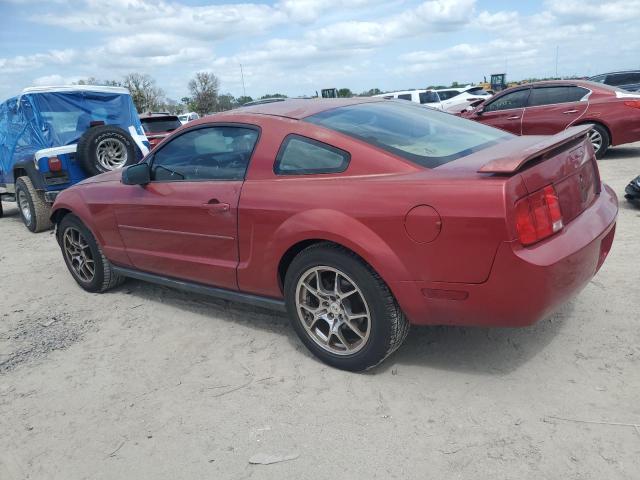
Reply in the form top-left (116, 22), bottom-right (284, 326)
top-left (0, 85), bottom-right (149, 232)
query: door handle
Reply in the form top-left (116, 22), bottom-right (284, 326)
top-left (507, 115), bottom-right (520, 120)
top-left (204, 199), bottom-right (230, 214)
top-left (562, 109), bottom-right (578, 114)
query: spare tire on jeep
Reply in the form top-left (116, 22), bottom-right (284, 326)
top-left (76, 125), bottom-right (137, 176)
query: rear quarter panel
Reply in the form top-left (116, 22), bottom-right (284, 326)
top-left (235, 115), bottom-right (521, 298)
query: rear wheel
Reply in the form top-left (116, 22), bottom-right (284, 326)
top-left (587, 124), bottom-right (610, 159)
top-left (57, 214), bottom-right (125, 292)
top-left (284, 243), bottom-right (409, 371)
top-left (15, 176), bottom-right (52, 232)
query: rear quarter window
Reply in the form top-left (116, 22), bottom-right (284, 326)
top-left (274, 135), bottom-right (350, 175)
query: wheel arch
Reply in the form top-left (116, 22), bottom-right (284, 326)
top-left (575, 119), bottom-right (612, 146)
top-left (272, 210), bottom-right (412, 296)
top-left (50, 193), bottom-right (106, 246)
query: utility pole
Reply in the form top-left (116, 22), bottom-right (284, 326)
top-left (555, 46), bottom-right (559, 78)
top-left (240, 63), bottom-right (246, 98)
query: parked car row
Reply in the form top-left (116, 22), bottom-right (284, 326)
top-left (374, 85), bottom-right (491, 113)
top-left (43, 98), bottom-right (619, 371)
top-left (1, 76), bottom-right (636, 370)
top-left (462, 80), bottom-right (640, 158)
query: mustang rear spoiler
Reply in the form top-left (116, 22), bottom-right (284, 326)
top-left (478, 125), bottom-right (592, 174)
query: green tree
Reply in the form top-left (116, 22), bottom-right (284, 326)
top-left (188, 72), bottom-right (220, 115)
top-left (260, 93), bottom-right (287, 100)
top-left (122, 73), bottom-right (165, 113)
top-left (216, 93), bottom-right (237, 111)
top-left (337, 88), bottom-right (353, 98)
top-left (236, 95), bottom-right (254, 105)
top-left (359, 88), bottom-right (382, 96)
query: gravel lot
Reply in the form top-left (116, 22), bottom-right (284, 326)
top-left (1, 144), bottom-right (639, 480)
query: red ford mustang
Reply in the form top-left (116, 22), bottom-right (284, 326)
top-left (462, 80), bottom-right (640, 158)
top-left (51, 99), bottom-right (618, 371)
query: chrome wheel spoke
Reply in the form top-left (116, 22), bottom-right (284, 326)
top-left (97, 138), bottom-right (127, 170)
top-left (63, 227), bottom-right (96, 283)
top-left (295, 266), bottom-right (371, 356)
top-left (333, 328), bottom-right (353, 351)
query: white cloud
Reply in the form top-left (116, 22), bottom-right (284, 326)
top-left (544, 0), bottom-right (640, 22)
top-left (2, 0), bottom-right (640, 101)
top-left (0, 50), bottom-right (77, 74)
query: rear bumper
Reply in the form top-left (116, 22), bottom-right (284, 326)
top-left (392, 182), bottom-right (618, 327)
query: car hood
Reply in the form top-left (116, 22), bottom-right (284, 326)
top-left (76, 168), bottom-right (123, 186)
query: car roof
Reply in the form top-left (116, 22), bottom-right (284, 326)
top-left (226, 97), bottom-right (384, 120)
top-left (495, 79), bottom-right (607, 92)
top-left (21, 85), bottom-right (130, 95)
top-left (373, 89), bottom-right (430, 97)
top-left (590, 70), bottom-right (640, 77)
top-left (140, 113), bottom-right (179, 119)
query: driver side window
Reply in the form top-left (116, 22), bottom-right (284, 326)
top-left (151, 126), bottom-right (258, 181)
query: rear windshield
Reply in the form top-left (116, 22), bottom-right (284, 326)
top-left (141, 116), bottom-right (182, 133)
top-left (305, 101), bottom-right (511, 168)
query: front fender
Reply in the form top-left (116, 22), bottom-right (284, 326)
top-left (50, 188), bottom-right (106, 245)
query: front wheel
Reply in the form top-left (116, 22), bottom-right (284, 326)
top-left (284, 243), bottom-right (409, 371)
top-left (57, 214), bottom-right (125, 292)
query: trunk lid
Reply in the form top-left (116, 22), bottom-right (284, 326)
top-left (477, 125), bottom-right (600, 227)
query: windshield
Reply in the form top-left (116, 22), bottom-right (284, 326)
top-left (141, 116), bottom-right (182, 133)
top-left (306, 101), bottom-right (512, 168)
top-left (30, 91), bottom-right (137, 145)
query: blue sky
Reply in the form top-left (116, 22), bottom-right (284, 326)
top-left (1, 0), bottom-right (640, 101)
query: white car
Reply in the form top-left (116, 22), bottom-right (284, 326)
top-left (374, 86), bottom-right (492, 114)
top-left (433, 86), bottom-right (492, 113)
top-left (373, 89), bottom-right (442, 108)
top-left (178, 112), bottom-right (200, 124)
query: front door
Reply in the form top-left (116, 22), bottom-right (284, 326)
top-left (473, 88), bottom-right (531, 135)
top-left (521, 85), bottom-right (590, 136)
top-left (114, 125), bottom-right (259, 290)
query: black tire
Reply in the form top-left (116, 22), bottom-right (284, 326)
top-left (57, 213), bottom-right (125, 293)
top-left (15, 176), bottom-right (52, 233)
top-left (284, 243), bottom-right (409, 372)
top-left (587, 123), bottom-right (610, 159)
top-left (76, 125), bottom-right (136, 176)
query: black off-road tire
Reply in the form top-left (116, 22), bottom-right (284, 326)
top-left (77, 125), bottom-right (136, 176)
top-left (15, 176), bottom-right (52, 233)
top-left (57, 213), bottom-right (125, 293)
top-left (284, 243), bottom-right (409, 372)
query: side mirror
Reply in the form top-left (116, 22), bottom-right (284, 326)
top-left (122, 163), bottom-right (150, 186)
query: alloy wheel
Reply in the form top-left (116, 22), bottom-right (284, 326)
top-left (295, 266), bottom-right (371, 355)
top-left (589, 129), bottom-right (603, 153)
top-left (96, 138), bottom-right (128, 170)
top-left (63, 227), bottom-right (95, 283)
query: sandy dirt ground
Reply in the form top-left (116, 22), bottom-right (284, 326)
top-left (1, 145), bottom-right (639, 480)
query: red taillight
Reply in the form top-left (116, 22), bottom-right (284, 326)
top-left (514, 185), bottom-right (564, 246)
top-left (48, 156), bottom-right (62, 172)
top-left (624, 100), bottom-right (640, 109)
